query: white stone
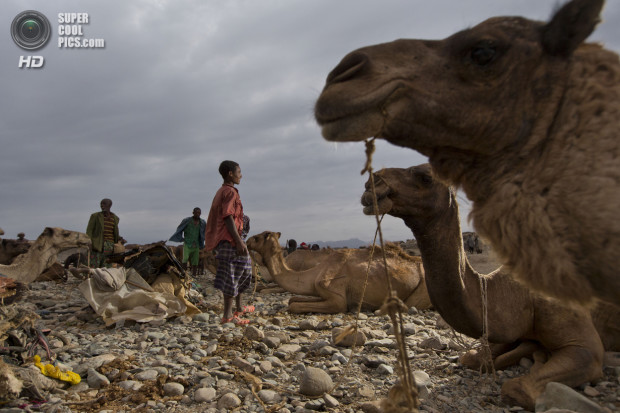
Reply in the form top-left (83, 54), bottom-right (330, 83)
top-left (194, 387), bottom-right (217, 402)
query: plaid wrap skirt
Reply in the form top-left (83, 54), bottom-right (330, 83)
top-left (213, 241), bottom-right (252, 297)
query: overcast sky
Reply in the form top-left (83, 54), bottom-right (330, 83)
top-left (1, 0), bottom-right (618, 246)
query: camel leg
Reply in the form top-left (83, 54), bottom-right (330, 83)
top-left (289, 299), bottom-right (347, 313)
top-left (460, 341), bottom-right (544, 372)
top-left (501, 342), bottom-right (603, 410)
top-left (493, 341), bottom-right (543, 370)
top-left (500, 301), bottom-right (606, 410)
top-left (288, 295), bottom-right (342, 313)
top-left (403, 281), bottom-right (432, 310)
top-left (258, 287), bottom-right (286, 294)
top-left (286, 274), bottom-right (349, 313)
top-left (288, 296), bottom-right (323, 303)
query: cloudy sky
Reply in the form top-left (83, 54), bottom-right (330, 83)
top-left (1, 0), bottom-right (618, 246)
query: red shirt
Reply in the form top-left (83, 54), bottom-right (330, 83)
top-left (205, 184), bottom-right (244, 250)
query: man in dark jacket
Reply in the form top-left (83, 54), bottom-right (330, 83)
top-left (86, 198), bottom-right (120, 268)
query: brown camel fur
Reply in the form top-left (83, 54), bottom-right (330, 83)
top-left (284, 249), bottom-right (335, 271)
top-left (360, 164), bottom-right (616, 409)
top-left (258, 249), bottom-right (365, 291)
top-left (246, 231), bottom-right (431, 313)
top-left (0, 239), bottom-right (31, 265)
top-left (315, 0), bottom-right (620, 306)
top-left (0, 228), bottom-right (91, 284)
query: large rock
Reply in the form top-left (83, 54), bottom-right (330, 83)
top-left (218, 392), bottom-right (241, 409)
top-left (299, 366), bottom-right (333, 396)
top-left (194, 387), bottom-right (216, 402)
top-left (535, 382), bottom-right (606, 413)
top-left (331, 326), bottom-right (367, 347)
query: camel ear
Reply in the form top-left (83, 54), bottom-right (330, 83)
top-left (43, 227), bottom-right (54, 236)
top-left (276, 232), bottom-right (281, 239)
top-left (541, 0), bottom-right (604, 57)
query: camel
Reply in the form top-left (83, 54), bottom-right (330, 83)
top-left (0, 227), bottom-right (91, 284)
top-left (0, 239), bottom-right (31, 265)
top-left (360, 164), bottom-right (620, 409)
top-left (315, 0), bottom-right (620, 306)
top-left (246, 231), bottom-right (431, 313)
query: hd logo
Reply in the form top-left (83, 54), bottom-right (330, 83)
top-left (18, 55), bottom-right (44, 68)
top-left (11, 10), bottom-right (51, 69)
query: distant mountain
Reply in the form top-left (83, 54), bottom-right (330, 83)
top-left (308, 238), bottom-right (369, 249)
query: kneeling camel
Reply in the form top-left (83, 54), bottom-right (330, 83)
top-left (246, 231), bottom-right (430, 313)
top-left (361, 164), bottom-right (618, 409)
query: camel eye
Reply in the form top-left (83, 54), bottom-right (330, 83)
top-left (471, 41), bottom-right (496, 66)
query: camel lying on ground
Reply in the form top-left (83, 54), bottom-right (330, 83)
top-left (361, 164), bottom-right (619, 408)
top-left (0, 228), bottom-right (91, 284)
top-left (246, 231), bottom-right (431, 313)
top-left (0, 239), bottom-right (31, 265)
top-left (315, 0), bottom-right (620, 306)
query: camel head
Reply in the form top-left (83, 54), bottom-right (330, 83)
top-left (361, 164), bottom-right (456, 229)
top-left (246, 231), bottom-right (282, 257)
top-left (35, 227), bottom-right (92, 250)
top-left (315, 0), bottom-right (604, 183)
top-left (1, 238), bottom-right (31, 256)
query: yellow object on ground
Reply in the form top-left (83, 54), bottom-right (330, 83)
top-left (33, 355), bottom-right (81, 384)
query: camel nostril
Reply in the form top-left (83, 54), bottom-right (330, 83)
top-left (326, 52), bottom-right (368, 85)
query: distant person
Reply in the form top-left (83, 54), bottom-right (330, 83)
top-left (286, 239), bottom-right (297, 255)
top-left (16, 232), bottom-right (27, 243)
top-left (205, 160), bottom-right (254, 325)
top-left (86, 198), bottom-right (120, 268)
top-left (170, 207), bottom-right (206, 277)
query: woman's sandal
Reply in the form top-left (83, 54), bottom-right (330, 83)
top-left (221, 315), bottom-right (250, 325)
top-left (233, 305), bottom-right (255, 317)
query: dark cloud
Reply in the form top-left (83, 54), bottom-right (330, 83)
top-left (1, 0), bottom-right (618, 244)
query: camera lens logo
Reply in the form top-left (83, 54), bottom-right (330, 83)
top-left (11, 10), bottom-right (51, 50)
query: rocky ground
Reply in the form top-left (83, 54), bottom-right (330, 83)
top-left (0, 249), bottom-right (619, 413)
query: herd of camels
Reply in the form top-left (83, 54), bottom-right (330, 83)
top-left (1, 0), bottom-right (619, 410)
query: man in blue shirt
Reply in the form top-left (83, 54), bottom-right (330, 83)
top-left (170, 207), bottom-right (206, 276)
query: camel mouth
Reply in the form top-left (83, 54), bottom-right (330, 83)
top-left (361, 194), bottom-right (393, 216)
top-left (315, 83), bottom-right (403, 143)
top-left (317, 110), bottom-right (380, 143)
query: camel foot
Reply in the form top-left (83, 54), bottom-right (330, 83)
top-left (459, 349), bottom-right (491, 371)
top-left (501, 376), bottom-right (539, 411)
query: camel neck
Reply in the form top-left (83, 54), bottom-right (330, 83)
top-left (408, 198), bottom-right (485, 338)
top-left (261, 247), bottom-right (320, 296)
